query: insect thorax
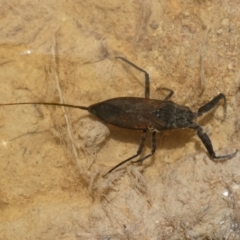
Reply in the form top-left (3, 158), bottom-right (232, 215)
top-left (152, 102), bottom-right (196, 129)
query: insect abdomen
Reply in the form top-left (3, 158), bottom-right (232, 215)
top-left (88, 97), bottom-right (156, 130)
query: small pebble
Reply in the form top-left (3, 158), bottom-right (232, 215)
top-left (216, 28), bottom-right (223, 34)
top-left (228, 63), bottom-right (233, 70)
top-left (150, 21), bottom-right (159, 29)
top-left (221, 18), bottom-right (230, 26)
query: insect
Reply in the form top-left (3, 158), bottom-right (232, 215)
top-left (0, 57), bottom-right (238, 176)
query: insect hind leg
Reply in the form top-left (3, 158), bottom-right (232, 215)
top-left (116, 57), bottom-right (150, 99)
top-left (132, 131), bottom-right (156, 163)
top-left (103, 130), bottom-right (148, 177)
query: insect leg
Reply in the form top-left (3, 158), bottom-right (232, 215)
top-left (103, 130), bottom-right (148, 176)
top-left (132, 131), bottom-right (156, 163)
top-left (197, 93), bottom-right (226, 120)
top-left (116, 57), bottom-right (150, 98)
top-left (190, 124), bottom-right (238, 160)
top-left (156, 87), bottom-right (174, 100)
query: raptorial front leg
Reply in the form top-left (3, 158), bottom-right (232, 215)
top-left (103, 130), bottom-right (148, 176)
top-left (197, 93), bottom-right (226, 119)
top-left (193, 124), bottom-right (238, 160)
top-left (116, 57), bottom-right (150, 99)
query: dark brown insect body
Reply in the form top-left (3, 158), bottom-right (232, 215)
top-left (89, 97), bottom-right (196, 130)
top-left (0, 57), bottom-right (238, 176)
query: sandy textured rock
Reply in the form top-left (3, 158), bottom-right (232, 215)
top-left (0, 0), bottom-right (240, 239)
